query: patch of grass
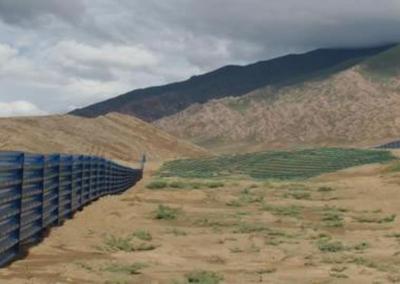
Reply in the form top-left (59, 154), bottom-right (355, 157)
top-left (101, 234), bottom-right (156, 252)
top-left (317, 240), bottom-right (345, 253)
top-left (354, 214), bottom-right (396, 224)
top-left (353, 242), bottom-right (369, 251)
top-left (330, 273), bottom-right (348, 279)
top-left (233, 222), bottom-right (269, 234)
top-left (132, 229), bottom-right (152, 241)
top-left (169, 181), bottom-right (187, 188)
top-left (103, 262), bottom-right (148, 275)
top-left (206, 181), bottom-right (225, 188)
top-left (185, 270), bottom-right (223, 284)
top-left (285, 191), bottom-right (311, 200)
top-left (229, 247), bottom-right (243, 253)
top-left (318, 186), bottom-right (335, 192)
top-left (256, 268), bottom-right (277, 274)
top-left (103, 235), bottom-right (135, 252)
top-left (154, 204), bottom-right (180, 220)
top-left (331, 266), bottom-right (347, 273)
top-left (261, 203), bottom-right (303, 218)
top-left (239, 188), bottom-right (264, 204)
top-left (165, 227), bottom-right (187, 236)
top-left (226, 200), bottom-right (242, 207)
top-left (322, 212), bottom-right (344, 228)
top-left (146, 180), bottom-right (168, 189)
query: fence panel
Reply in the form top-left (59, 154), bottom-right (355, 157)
top-left (0, 151), bottom-right (142, 267)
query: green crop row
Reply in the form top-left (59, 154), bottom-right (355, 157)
top-left (157, 148), bottom-right (396, 180)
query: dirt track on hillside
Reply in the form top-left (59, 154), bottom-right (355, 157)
top-left (2, 162), bottom-right (400, 283)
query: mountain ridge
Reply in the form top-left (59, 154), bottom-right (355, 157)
top-left (70, 45), bottom-right (395, 121)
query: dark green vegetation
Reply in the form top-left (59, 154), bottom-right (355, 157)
top-left (183, 270), bottom-right (223, 284)
top-left (70, 46), bottom-right (393, 121)
top-left (157, 148), bottom-right (395, 180)
top-left (146, 180), bottom-right (224, 190)
top-left (362, 45), bottom-right (400, 77)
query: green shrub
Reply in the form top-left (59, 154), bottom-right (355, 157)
top-left (102, 234), bottom-right (156, 252)
top-left (185, 270), bottom-right (223, 284)
top-left (169, 181), bottom-right (186, 188)
top-left (103, 235), bottom-right (135, 252)
top-left (146, 180), bottom-right (168, 189)
top-left (318, 186), bottom-right (335, 192)
top-left (132, 229), bottom-right (152, 241)
top-left (154, 204), bottom-right (180, 220)
top-left (206, 181), bottom-right (225, 188)
top-left (318, 240), bottom-right (345, 253)
top-left (354, 214), bottom-right (396, 223)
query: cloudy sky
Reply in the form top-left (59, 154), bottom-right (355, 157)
top-left (0, 0), bottom-right (399, 116)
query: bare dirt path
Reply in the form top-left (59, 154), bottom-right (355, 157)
top-left (1, 163), bottom-right (400, 283)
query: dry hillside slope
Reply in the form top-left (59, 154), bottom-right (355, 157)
top-left (155, 50), bottom-right (400, 153)
top-left (0, 113), bottom-right (208, 161)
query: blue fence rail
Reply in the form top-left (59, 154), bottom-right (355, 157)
top-left (0, 151), bottom-right (143, 267)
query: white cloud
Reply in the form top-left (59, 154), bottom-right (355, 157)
top-left (48, 40), bottom-right (158, 76)
top-left (0, 43), bottom-right (17, 63)
top-left (0, 101), bottom-right (48, 117)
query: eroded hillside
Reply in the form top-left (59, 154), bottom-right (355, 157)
top-left (0, 113), bottom-right (208, 161)
top-left (155, 46), bottom-right (400, 153)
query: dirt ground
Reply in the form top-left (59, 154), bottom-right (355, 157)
top-left (2, 162), bottom-right (400, 284)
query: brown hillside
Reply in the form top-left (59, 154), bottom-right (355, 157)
top-left (0, 113), bottom-right (208, 161)
top-left (155, 66), bottom-right (400, 153)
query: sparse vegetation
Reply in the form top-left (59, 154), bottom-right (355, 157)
top-left (101, 234), bottom-right (156, 252)
top-left (233, 222), bottom-right (269, 234)
top-left (147, 180), bottom-right (168, 189)
top-left (318, 240), bottom-right (345, 253)
top-left (318, 186), bottom-right (335, 192)
top-left (165, 227), bottom-right (187, 236)
top-left (102, 235), bottom-right (135, 252)
top-left (103, 262), bottom-right (148, 275)
top-left (132, 229), bottom-right (152, 241)
top-left (154, 204), bottom-right (180, 220)
top-left (261, 203), bottom-right (303, 218)
top-left (184, 270), bottom-right (223, 284)
top-left (353, 214), bottom-right (396, 224)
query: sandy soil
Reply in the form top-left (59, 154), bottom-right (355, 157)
top-left (0, 113), bottom-right (208, 162)
top-left (1, 162), bottom-right (400, 284)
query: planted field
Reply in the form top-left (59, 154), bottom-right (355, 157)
top-left (158, 148), bottom-right (395, 180)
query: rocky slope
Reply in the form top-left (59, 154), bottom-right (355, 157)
top-left (155, 45), bottom-right (400, 153)
top-left (0, 113), bottom-right (208, 161)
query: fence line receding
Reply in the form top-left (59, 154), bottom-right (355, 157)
top-left (0, 151), bottom-right (143, 267)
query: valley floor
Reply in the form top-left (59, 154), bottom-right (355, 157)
top-left (1, 162), bottom-right (400, 283)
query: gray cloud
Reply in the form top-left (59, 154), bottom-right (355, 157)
top-left (0, 0), bottom-right (399, 116)
top-left (0, 0), bottom-right (85, 26)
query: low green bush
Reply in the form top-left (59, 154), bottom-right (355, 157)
top-left (154, 204), bottom-right (180, 220)
top-left (146, 180), bottom-right (168, 189)
top-left (185, 270), bottom-right (223, 284)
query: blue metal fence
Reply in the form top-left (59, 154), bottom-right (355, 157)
top-left (0, 151), bottom-right (142, 267)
